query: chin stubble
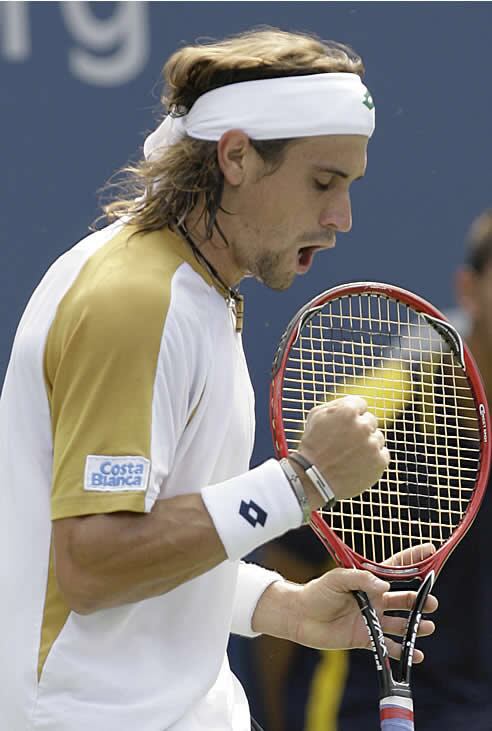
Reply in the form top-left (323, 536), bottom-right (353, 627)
top-left (252, 250), bottom-right (295, 291)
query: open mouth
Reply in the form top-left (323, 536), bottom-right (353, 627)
top-left (297, 245), bottom-right (321, 272)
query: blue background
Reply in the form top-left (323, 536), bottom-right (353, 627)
top-left (2, 1), bottom-right (492, 466)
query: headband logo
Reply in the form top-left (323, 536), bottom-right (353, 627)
top-left (362, 91), bottom-right (375, 110)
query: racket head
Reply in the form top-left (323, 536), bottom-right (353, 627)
top-left (270, 281), bottom-right (491, 581)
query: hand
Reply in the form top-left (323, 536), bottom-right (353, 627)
top-left (285, 545), bottom-right (438, 662)
top-left (297, 396), bottom-right (390, 507)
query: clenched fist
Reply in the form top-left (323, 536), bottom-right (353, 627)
top-left (292, 395), bottom-right (390, 509)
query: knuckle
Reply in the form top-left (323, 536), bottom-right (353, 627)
top-left (370, 413), bottom-right (379, 430)
top-left (353, 395), bottom-right (368, 412)
top-left (342, 395), bottom-right (366, 413)
top-left (364, 420), bottom-right (379, 438)
top-left (361, 410), bottom-right (378, 427)
top-left (375, 429), bottom-right (386, 447)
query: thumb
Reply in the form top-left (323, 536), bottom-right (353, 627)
top-left (331, 568), bottom-right (390, 596)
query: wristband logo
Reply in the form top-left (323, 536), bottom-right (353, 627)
top-left (239, 499), bottom-right (268, 528)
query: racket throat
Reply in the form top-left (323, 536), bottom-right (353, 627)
top-left (353, 590), bottom-right (395, 699)
top-left (398, 571), bottom-right (435, 685)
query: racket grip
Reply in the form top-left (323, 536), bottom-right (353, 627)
top-left (380, 696), bottom-right (414, 730)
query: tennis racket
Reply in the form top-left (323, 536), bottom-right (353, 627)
top-left (270, 282), bottom-right (491, 730)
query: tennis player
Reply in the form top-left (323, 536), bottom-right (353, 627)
top-left (0, 28), bottom-right (436, 731)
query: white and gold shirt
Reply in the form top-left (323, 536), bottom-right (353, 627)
top-left (0, 223), bottom-right (282, 730)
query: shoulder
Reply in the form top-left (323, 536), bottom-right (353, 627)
top-left (57, 226), bottom-right (214, 341)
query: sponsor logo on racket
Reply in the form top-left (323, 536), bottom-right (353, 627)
top-left (371, 608), bottom-right (388, 660)
top-left (480, 403), bottom-right (488, 442)
top-left (405, 611), bottom-right (423, 668)
top-left (84, 455), bottom-right (150, 492)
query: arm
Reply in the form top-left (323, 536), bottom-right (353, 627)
top-left (53, 494), bottom-right (225, 614)
top-left (52, 405), bottom-right (390, 615)
top-left (54, 458), bottom-right (322, 615)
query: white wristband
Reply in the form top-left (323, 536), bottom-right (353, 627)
top-left (201, 459), bottom-right (303, 561)
top-left (231, 562), bottom-right (284, 637)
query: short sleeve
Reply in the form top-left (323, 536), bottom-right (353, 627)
top-left (44, 254), bottom-right (189, 520)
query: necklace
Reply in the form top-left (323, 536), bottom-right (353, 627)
top-left (177, 224), bottom-right (244, 333)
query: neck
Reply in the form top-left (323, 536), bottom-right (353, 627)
top-left (176, 223), bottom-right (237, 296)
top-left (176, 217), bottom-right (245, 334)
top-left (181, 204), bottom-right (242, 288)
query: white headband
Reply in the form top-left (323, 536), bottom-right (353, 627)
top-left (144, 73), bottom-right (375, 162)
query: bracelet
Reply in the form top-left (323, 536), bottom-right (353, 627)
top-left (279, 458), bottom-right (312, 524)
top-left (288, 452), bottom-right (337, 510)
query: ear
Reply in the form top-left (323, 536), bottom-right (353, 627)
top-left (216, 130), bottom-right (254, 187)
top-left (455, 268), bottom-right (480, 320)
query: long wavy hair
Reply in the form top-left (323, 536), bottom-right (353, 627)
top-left (102, 28), bottom-right (365, 239)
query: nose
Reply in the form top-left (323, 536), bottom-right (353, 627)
top-left (319, 190), bottom-right (352, 233)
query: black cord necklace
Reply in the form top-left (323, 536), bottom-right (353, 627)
top-left (177, 223), bottom-right (244, 333)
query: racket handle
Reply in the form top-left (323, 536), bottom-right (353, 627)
top-left (380, 696), bottom-right (414, 730)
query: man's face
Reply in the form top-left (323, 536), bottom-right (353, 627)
top-left (220, 134), bottom-right (368, 290)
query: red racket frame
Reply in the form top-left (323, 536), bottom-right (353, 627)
top-left (270, 281), bottom-right (491, 582)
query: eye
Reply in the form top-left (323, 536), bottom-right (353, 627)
top-left (313, 178), bottom-right (334, 191)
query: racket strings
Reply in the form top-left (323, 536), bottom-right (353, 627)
top-left (281, 293), bottom-right (482, 564)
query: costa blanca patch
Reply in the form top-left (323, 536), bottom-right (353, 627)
top-left (84, 455), bottom-right (150, 492)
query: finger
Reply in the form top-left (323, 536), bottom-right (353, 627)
top-left (379, 446), bottom-right (391, 468)
top-left (383, 543), bottom-right (436, 567)
top-left (381, 615), bottom-right (436, 638)
top-left (309, 402), bottom-right (327, 416)
top-left (416, 618), bottom-right (436, 637)
top-left (342, 395), bottom-right (368, 414)
top-left (369, 429), bottom-right (385, 449)
top-left (383, 590), bottom-right (439, 614)
top-left (383, 637), bottom-right (425, 664)
top-left (330, 568), bottom-right (390, 596)
top-left (359, 411), bottom-right (378, 432)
